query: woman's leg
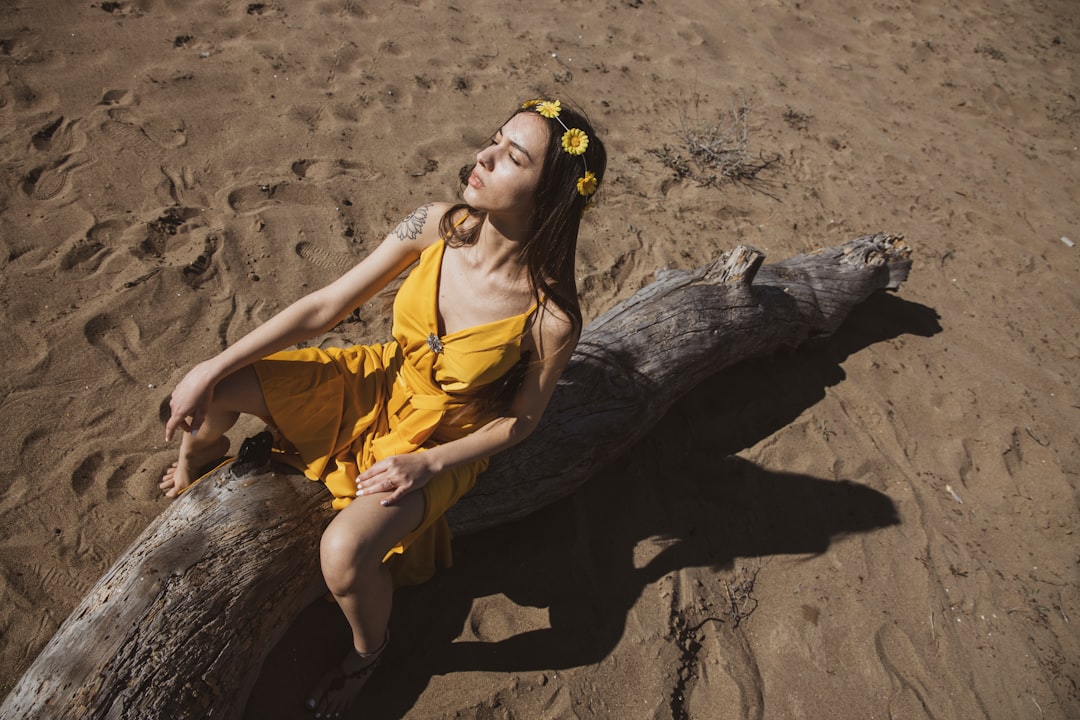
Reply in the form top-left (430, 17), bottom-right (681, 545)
top-left (307, 489), bottom-right (426, 716)
top-left (159, 365), bottom-right (271, 496)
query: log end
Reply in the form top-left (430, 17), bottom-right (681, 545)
top-left (839, 233), bottom-right (912, 290)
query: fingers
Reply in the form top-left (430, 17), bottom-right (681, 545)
top-left (164, 403), bottom-right (203, 442)
top-left (356, 475), bottom-right (408, 499)
top-left (164, 415), bottom-right (197, 443)
top-left (354, 454), bottom-right (431, 506)
top-left (163, 374), bottom-right (211, 442)
top-left (381, 488), bottom-right (406, 507)
top-left (164, 416), bottom-right (187, 443)
top-left (355, 460), bottom-right (390, 493)
top-left (355, 464), bottom-right (410, 505)
top-left (376, 483), bottom-right (411, 507)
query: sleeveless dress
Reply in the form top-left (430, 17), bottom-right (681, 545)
top-left (253, 238), bottom-right (534, 587)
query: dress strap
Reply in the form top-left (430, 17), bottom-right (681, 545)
top-left (443, 208), bottom-right (470, 239)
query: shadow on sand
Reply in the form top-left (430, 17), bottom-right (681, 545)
top-left (244, 292), bottom-right (941, 719)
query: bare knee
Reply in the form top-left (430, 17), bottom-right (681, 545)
top-left (214, 365), bottom-right (271, 418)
top-left (320, 521), bottom-right (384, 596)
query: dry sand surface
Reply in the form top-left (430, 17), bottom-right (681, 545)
top-left (2, 0), bottom-right (1079, 718)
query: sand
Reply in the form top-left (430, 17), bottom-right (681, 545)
top-left (1, 0), bottom-right (1078, 717)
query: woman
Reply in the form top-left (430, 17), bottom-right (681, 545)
top-left (160, 98), bottom-right (605, 717)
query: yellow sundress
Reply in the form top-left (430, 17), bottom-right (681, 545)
top-left (254, 238), bottom-right (534, 587)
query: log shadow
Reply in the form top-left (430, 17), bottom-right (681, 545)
top-left (244, 294), bottom-right (940, 719)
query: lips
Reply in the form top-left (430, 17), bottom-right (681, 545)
top-left (467, 171), bottom-right (484, 189)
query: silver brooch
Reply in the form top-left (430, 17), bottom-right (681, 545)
top-left (426, 333), bottom-right (444, 354)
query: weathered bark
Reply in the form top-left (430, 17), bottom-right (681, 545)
top-left (0, 234), bottom-right (910, 719)
top-left (452, 233), bottom-right (911, 533)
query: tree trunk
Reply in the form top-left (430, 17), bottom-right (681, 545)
top-left (0, 234), bottom-right (911, 719)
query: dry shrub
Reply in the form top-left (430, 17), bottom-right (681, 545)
top-left (649, 98), bottom-right (781, 197)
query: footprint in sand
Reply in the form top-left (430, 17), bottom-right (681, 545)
top-left (289, 157), bottom-right (379, 181)
top-left (100, 88), bottom-right (133, 106)
top-left (99, 117), bottom-right (164, 158)
top-left (226, 184), bottom-right (276, 214)
top-left (26, 151), bottom-right (91, 202)
top-left (295, 240), bottom-right (357, 273)
top-left (99, 107), bottom-right (186, 159)
top-left (83, 311), bottom-right (144, 383)
top-left (71, 452), bottom-right (104, 496)
top-left (24, 114), bottom-right (91, 201)
top-left (874, 623), bottom-right (963, 719)
top-left (9, 322), bottom-right (50, 382)
top-left (104, 455), bottom-right (148, 501)
top-left (225, 181), bottom-right (328, 214)
top-left (31, 115), bottom-right (80, 154)
top-left (161, 164), bottom-right (209, 207)
top-left (182, 234), bottom-right (220, 287)
top-left (59, 222), bottom-right (120, 271)
top-left (61, 208), bottom-right (209, 285)
top-left (133, 206), bottom-right (202, 260)
top-left (59, 218), bottom-right (132, 271)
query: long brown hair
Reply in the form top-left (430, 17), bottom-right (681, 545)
top-left (438, 99), bottom-right (607, 338)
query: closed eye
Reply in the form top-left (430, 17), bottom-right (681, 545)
top-left (491, 133), bottom-right (522, 166)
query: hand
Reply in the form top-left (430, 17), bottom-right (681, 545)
top-left (356, 452), bottom-right (437, 506)
top-left (164, 361), bottom-right (218, 442)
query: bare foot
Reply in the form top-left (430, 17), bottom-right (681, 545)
top-left (159, 435), bottom-right (230, 497)
top-left (306, 635), bottom-right (387, 718)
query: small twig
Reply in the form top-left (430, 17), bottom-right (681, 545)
top-left (721, 565), bottom-right (761, 628)
top-left (1025, 424), bottom-right (1050, 447)
top-left (690, 616), bottom-right (726, 632)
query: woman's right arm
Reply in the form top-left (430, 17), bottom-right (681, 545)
top-left (164, 202), bottom-right (449, 440)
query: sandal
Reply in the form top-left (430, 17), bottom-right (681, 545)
top-left (306, 631), bottom-right (389, 718)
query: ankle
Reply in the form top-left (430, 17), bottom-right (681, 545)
top-left (354, 629), bottom-right (389, 662)
top-left (181, 435), bottom-right (229, 462)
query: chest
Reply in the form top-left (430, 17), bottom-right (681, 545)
top-left (437, 247), bottom-right (535, 336)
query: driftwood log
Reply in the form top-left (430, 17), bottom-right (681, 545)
top-left (1, 234), bottom-right (911, 719)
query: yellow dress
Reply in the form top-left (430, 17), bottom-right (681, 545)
top-left (253, 238), bottom-right (533, 588)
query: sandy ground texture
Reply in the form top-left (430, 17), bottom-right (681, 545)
top-left (2, 0), bottom-right (1079, 718)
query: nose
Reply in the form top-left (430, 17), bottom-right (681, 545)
top-left (476, 143), bottom-right (494, 169)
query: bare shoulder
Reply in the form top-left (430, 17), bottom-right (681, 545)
top-left (530, 298), bottom-right (578, 362)
top-left (388, 202), bottom-right (457, 251)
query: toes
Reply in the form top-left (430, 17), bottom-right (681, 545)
top-left (159, 465), bottom-right (178, 491)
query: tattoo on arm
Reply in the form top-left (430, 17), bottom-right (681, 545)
top-left (392, 203), bottom-right (432, 242)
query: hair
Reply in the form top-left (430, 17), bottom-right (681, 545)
top-left (439, 99), bottom-right (607, 339)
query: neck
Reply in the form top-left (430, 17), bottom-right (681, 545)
top-left (472, 212), bottom-right (530, 272)
top-left (482, 206), bottom-right (531, 243)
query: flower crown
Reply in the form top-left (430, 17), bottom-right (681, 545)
top-left (522, 99), bottom-right (598, 201)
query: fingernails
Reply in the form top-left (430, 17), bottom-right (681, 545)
top-left (380, 499), bottom-right (389, 507)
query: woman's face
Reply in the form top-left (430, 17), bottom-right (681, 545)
top-left (463, 111), bottom-right (548, 218)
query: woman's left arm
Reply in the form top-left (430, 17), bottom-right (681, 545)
top-left (356, 306), bottom-right (578, 506)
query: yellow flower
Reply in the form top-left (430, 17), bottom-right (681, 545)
top-left (562, 128), bottom-right (589, 155)
top-left (521, 99), bottom-right (543, 109)
top-left (536, 99), bottom-right (561, 118)
top-left (577, 171), bottom-right (598, 197)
